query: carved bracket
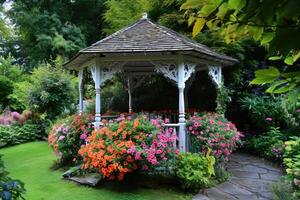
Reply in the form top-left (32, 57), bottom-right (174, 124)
top-left (208, 66), bottom-right (222, 88)
top-left (153, 61), bottom-right (196, 84)
top-left (153, 61), bottom-right (178, 83)
top-left (90, 61), bottom-right (126, 86)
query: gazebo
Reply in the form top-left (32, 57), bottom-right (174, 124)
top-left (64, 13), bottom-right (238, 152)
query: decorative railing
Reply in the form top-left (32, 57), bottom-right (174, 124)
top-left (163, 123), bottom-right (179, 149)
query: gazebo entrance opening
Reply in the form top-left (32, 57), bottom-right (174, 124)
top-left (64, 14), bottom-right (237, 152)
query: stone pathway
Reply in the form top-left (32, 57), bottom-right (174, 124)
top-left (193, 153), bottom-right (283, 200)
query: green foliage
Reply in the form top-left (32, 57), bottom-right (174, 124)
top-left (281, 99), bottom-right (300, 129)
top-left (28, 63), bottom-right (77, 120)
top-left (5, 0), bottom-right (106, 68)
top-left (101, 79), bottom-right (128, 113)
top-left (272, 177), bottom-right (298, 200)
top-left (181, 0), bottom-right (300, 56)
top-left (0, 7), bottom-right (11, 41)
top-left (0, 123), bottom-right (38, 148)
top-left (0, 55), bottom-right (28, 112)
top-left (214, 162), bottom-right (229, 184)
top-left (104, 0), bottom-right (146, 34)
top-left (284, 137), bottom-right (300, 197)
top-left (240, 95), bottom-right (284, 129)
top-left (104, 0), bottom-right (187, 34)
top-left (248, 127), bottom-right (284, 160)
top-left (215, 81), bottom-right (230, 115)
top-left (8, 81), bottom-right (33, 112)
top-left (175, 152), bottom-right (215, 191)
top-left (251, 68), bottom-right (300, 101)
top-left (0, 55), bottom-right (23, 82)
top-left (0, 75), bottom-right (13, 109)
top-left (181, 0), bottom-right (300, 101)
top-left (0, 155), bottom-right (25, 200)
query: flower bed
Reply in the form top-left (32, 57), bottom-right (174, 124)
top-left (186, 112), bottom-right (242, 161)
top-left (79, 117), bottom-right (178, 181)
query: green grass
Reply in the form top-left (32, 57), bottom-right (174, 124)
top-left (0, 142), bottom-right (191, 200)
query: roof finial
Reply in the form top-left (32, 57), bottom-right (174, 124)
top-left (142, 12), bottom-right (148, 19)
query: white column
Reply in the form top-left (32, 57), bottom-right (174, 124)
top-left (78, 69), bottom-right (84, 114)
top-left (94, 64), bottom-right (102, 129)
top-left (127, 75), bottom-right (133, 113)
top-left (178, 62), bottom-right (186, 152)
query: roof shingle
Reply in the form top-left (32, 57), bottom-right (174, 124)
top-left (65, 17), bottom-right (238, 68)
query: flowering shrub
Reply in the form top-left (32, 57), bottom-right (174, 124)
top-left (249, 127), bottom-right (284, 160)
top-left (186, 113), bottom-right (242, 161)
top-left (48, 113), bottom-right (94, 165)
top-left (0, 109), bottom-right (33, 125)
top-left (79, 117), bottom-right (178, 181)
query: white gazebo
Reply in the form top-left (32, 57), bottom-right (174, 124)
top-left (64, 13), bottom-right (238, 152)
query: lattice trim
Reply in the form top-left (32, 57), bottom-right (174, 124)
top-left (90, 61), bottom-right (126, 86)
top-left (208, 66), bottom-right (222, 88)
top-left (152, 61), bottom-right (196, 84)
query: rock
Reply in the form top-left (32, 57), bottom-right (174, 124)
top-left (62, 165), bottom-right (81, 178)
top-left (68, 173), bottom-right (102, 187)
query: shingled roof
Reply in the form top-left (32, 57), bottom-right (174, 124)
top-left (65, 15), bottom-right (238, 68)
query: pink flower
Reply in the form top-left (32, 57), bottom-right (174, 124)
top-left (127, 145), bottom-right (136, 154)
top-left (266, 117), bottom-right (272, 121)
top-left (80, 133), bottom-right (87, 140)
top-left (135, 151), bottom-right (142, 160)
top-left (142, 165), bottom-right (149, 171)
top-left (296, 109), bottom-right (300, 113)
top-left (58, 136), bottom-right (65, 141)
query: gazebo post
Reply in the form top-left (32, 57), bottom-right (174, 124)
top-left (127, 75), bottom-right (133, 113)
top-left (178, 62), bottom-right (186, 152)
top-left (93, 63), bottom-right (102, 129)
top-left (78, 69), bottom-right (84, 114)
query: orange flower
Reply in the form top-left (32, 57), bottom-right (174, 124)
top-left (133, 119), bottom-right (139, 128)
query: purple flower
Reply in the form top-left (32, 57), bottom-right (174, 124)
top-left (58, 136), bottom-right (65, 141)
top-left (296, 109), bottom-right (300, 113)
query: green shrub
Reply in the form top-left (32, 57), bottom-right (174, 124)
top-left (0, 75), bottom-right (13, 109)
top-left (28, 65), bottom-right (77, 120)
top-left (0, 123), bottom-right (38, 148)
top-left (249, 127), bottom-right (285, 160)
top-left (272, 177), bottom-right (298, 200)
top-left (8, 81), bottom-right (33, 112)
top-left (240, 95), bottom-right (284, 129)
top-left (0, 155), bottom-right (25, 199)
top-left (175, 152), bottom-right (215, 191)
top-left (284, 137), bottom-right (300, 198)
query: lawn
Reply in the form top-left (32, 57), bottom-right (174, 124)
top-left (0, 142), bottom-right (191, 200)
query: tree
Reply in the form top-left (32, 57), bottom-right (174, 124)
top-left (28, 61), bottom-right (77, 120)
top-left (2, 0), bottom-right (106, 69)
top-left (181, 0), bottom-right (300, 100)
top-left (0, 75), bottom-right (13, 109)
top-left (104, 0), bottom-right (187, 34)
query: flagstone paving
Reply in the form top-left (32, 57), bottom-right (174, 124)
top-left (193, 153), bottom-right (283, 200)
